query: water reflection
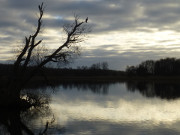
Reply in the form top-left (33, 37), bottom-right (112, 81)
top-left (60, 82), bottom-right (113, 95)
top-left (1, 81), bottom-right (180, 134)
top-left (50, 81), bottom-right (180, 135)
top-left (126, 81), bottom-right (180, 100)
top-left (56, 81), bottom-right (180, 100)
top-left (25, 80), bottom-right (180, 101)
top-left (0, 88), bottom-right (65, 135)
top-left (54, 120), bottom-right (180, 135)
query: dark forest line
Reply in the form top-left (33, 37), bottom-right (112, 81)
top-left (0, 63), bottom-right (125, 80)
top-left (2, 57), bottom-right (180, 83)
top-left (126, 57), bottom-right (180, 76)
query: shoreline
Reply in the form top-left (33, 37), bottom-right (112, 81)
top-left (2, 75), bottom-right (180, 83)
top-left (23, 75), bottom-right (180, 83)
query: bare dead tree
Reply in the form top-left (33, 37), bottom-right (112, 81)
top-left (11, 3), bottom-right (89, 85)
top-left (4, 2), bottom-right (90, 106)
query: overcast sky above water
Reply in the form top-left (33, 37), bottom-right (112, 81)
top-left (1, 0), bottom-right (180, 70)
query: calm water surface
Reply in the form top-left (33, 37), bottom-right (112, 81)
top-left (47, 82), bottom-right (180, 135)
top-left (2, 81), bottom-right (180, 135)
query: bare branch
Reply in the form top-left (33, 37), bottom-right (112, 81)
top-left (22, 3), bottom-right (44, 71)
top-left (13, 36), bottom-right (31, 73)
top-left (34, 40), bottom-right (43, 47)
top-left (12, 3), bottom-right (90, 88)
top-left (41, 15), bottom-right (89, 66)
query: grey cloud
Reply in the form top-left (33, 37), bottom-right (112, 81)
top-left (5, 0), bottom-right (40, 10)
top-left (68, 43), bottom-right (180, 70)
top-left (1, 0), bottom-right (180, 69)
top-left (2, 0), bottom-right (180, 33)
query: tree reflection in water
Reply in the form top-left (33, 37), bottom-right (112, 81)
top-left (0, 81), bottom-right (112, 134)
top-left (0, 88), bottom-right (65, 135)
top-left (126, 81), bottom-right (180, 100)
top-left (60, 82), bottom-right (114, 95)
top-left (2, 80), bottom-right (179, 134)
top-left (59, 81), bottom-right (180, 100)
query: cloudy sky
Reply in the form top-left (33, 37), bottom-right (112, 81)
top-left (1, 0), bottom-right (180, 70)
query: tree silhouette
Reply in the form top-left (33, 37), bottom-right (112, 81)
top-left (126, 58), bottom-right (180, 76)
top-left (2, 2), bottom-right (90, 107)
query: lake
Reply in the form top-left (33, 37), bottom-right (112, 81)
top-left (2, 81), bottom-right (180, 134)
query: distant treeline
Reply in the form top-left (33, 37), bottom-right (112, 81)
top-left (0, 63), bottom-right (125, 78)
top-left (3, 58), bottom-right (180, 78)
top-left (126, 58), bottom-right (180, 76)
